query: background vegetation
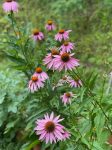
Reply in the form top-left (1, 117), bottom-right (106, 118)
top-left (0, 0), bottom-right (112, 149)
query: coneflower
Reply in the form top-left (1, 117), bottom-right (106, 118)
top-left (35, 112), bottom-right (70, 143)
top-left (45, 20), bottom-right (56, 31)
top-left (55, 29), bottom-right (71, 42)
top-left (53, 52), bottom-right (79, 71)
top-left (28, 75), bottom-right (44, 93)
top-left (31, 29), bottom-right (44, 41)
top-left (3, 0), bottom-right (19, 13)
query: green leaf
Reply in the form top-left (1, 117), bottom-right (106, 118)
top-left (27, 108), bottom-right (48, 122)
top-left (8, 102), bottom-right (18, 113)
top-left (0, 91), bottom-right (6, 104)
top-left (92, 141), bottom-right (104, 150)
top-left (6, 55), bottom-right (26, 65)
top-left (81, 138), bottom-right (91, 149)
top-left (94, 112), bottom-right (105, 138)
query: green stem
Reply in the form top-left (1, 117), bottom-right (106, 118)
top-left (10, 12), bottom-right (17, 36)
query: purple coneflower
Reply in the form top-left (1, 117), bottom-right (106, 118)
top-left (53, 52), bottom-right (79, 71)
top-left (45, 20), bottom-right (56, 31)
top-left (43, 49), bottom-right (60, 70)
top-left (60, 41), bottom-right (75, 53)
top-left (55, 29), bottom-right (71, 42)
top-left (34, 67), bottom-right (49, 81)
top-left (69, 79), bottom-right (82, 88)
top-left (52, 75), bottom-right (72, 90)
top-left (31, 29), bottom-right (44, 41)
top-left (60, 92), bottom-right (75, 105)
top-left (3, 0), bottom-right (19, 13)
top-left (35, 112), bottom-right (70, 144)
top-left (59, 75), bottom-right (72, 84)
top-left (28, 75), bottom-right (44, 93)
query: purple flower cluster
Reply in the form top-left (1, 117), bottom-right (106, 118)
top-left (2, 1), bottom-right (83, 144)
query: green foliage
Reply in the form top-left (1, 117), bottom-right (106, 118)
top-left (0, 0), bottom-right (112, 150)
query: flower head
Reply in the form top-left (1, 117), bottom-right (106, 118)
top-left (69, 79), bottom-right (82, 88)
top-left (60, 41), bottom-right (75, 53)
top-left (35, 112), bottom-right (69, 144)
top-left (31, 29), bottom-right (44, 41)
top-left (55, 30), bottom-right (71, 42)
top-left (28, 75), bottom-right (44, 93)
top-left (60, 92), bottom-right (75, 105)
top-left (53, 52), bottom-right (79, 71)
top-left (33, 67), bottom-right (49, 81)
top-left (45, 20), bottom-right (56, 31)
top-left (3, 0), bottom-right (19, 13)
top-left (52, 75), bottom-right (72, 90)
top-left (43, 48), bottom-right (60, 70)
top-left (59, 75), bottom-right (72, 84)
